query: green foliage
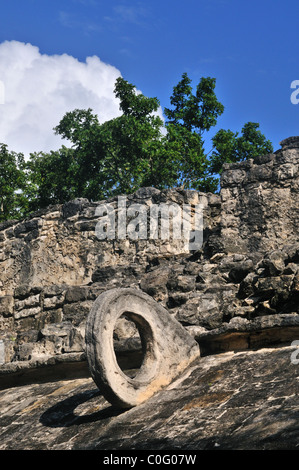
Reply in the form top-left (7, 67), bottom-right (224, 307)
top-left (210, 122), bottom-right (274, 174)
top-left (114, 77), bottom-right (160, 119)
top-left (51, 77), bottom-right (181, 200)
top-left (24, 146), bottom-right (78, 212)
top-left (164, 73), bottom-right (224, 191)
top-left (0, 74), bottom-right (274, 221)
top-left (165, 73), bottom-right (224, 134)
top-left (0, 144), bottom-right (26, 221)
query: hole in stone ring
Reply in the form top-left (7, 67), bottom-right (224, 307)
top-left (113, 312), bottom-right (157, 381)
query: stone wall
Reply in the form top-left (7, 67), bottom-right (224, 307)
top-left (0, 188), bottom-right (220, 296)
top-left (219, 136), bottom-right (299, 256)
top-left (0, 137), bottom-right (298, 379)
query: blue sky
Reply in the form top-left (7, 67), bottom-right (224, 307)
top-left (0, 0), bottom-right (298, 156)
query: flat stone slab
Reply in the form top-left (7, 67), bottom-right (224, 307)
top-left (0, 345), bottom-right (298, 450)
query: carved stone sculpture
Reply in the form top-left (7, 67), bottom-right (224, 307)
top-left (85, 288), bottom-right (200, 408)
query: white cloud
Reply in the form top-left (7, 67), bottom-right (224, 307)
top-left (0, 40), bottom-right (122, 157)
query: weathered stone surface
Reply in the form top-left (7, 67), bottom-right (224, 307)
top-left (220, 143), bottom-right (299, 256)
top-left (0, 243), bottom-right (298, 373)
top-left (0, 189), bottom-right (219, 296)
top-left (0, 296), bottom-right (14, 317)
top-left (0, 345), bottom-right (297, 450)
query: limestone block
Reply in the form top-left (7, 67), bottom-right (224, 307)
top-left (221, 169), bottom-right (246, 187)
top-left (15, 294), bottom-right (40, 311)
top-left (275, 163), bottom-right (297, 180)
top-left (85, 288), bottom-right (200, 408)
top-left (176, 294), bottom-right (222, 329)
top-left (14, 307), bottom-right (41, 320)
top-left (0, 296), bottom-right (14, 317)
top-left (43, 294), bottom-right (65, 310)
top-left (262, 250), bottom-right (286, 275)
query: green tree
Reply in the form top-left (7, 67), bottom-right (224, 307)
top-left (164, 74), bottom-right (273, 190)
top-left (164, 73), bottom-right (225, 192)
top-left (53, 78), bottom-right (168, 199)
top-left (0, 75), bottom-right (275, 221)
top-left (165, 73), bottom-right (224, 134)
top-left (21, 75), bottom-right (273, 217)
top-left (24, 146), bottom-right (78, 211)
top-left (0, 143), bottom-right (26, 221)
top-left (210, 122), bottom-right (274, 175)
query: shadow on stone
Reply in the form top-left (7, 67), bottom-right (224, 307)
top-left (40, 388), bottom-right (125, 428)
